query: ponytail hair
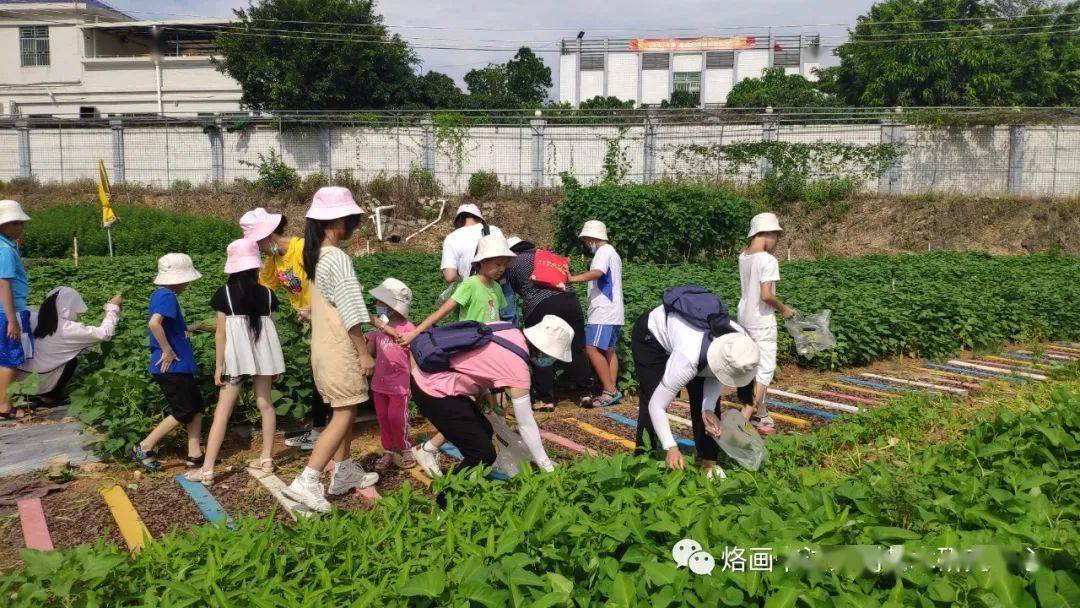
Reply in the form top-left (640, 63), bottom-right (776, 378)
top-left (302, 218), bottom-right (327, 281)
top-left (227, 269), bottom-right (264, 341)
top-left (33, 291), bottom-right (60, 339)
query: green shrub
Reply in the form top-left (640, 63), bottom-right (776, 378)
top-left (239, 149), bottom-right (300, 192)
top-left (367, 171), bottom-right (396, 201)
top-left (409, 166), bottom-right (441, 198)
top-left (467, 171), bottom-right (501, 199)
top-left (23, 205), bottom-right (240, 258)
top-left (332, 169), bottom-right (362, 194)
top-left (555, 183), bottom-right (756, 263)
top-left (168, 179), bottom-right (193, 192)
top-left (804, 177), bottom-right (855, 211)
top-left (760, 169), bottom-right (807, 207)
top-left (298, 171), bottom-right (329, 196)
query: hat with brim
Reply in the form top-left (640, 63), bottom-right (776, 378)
top-left (579, 219), bottom-right (608, 241)
top-left (523, 315), bottom-right (573, 362)
top-left (473, 234), bottom-right (516, 263)
top-left (455, 203), bottom-right (484, 222)
top-left (706, 332), bottom-right (760, 387)
top-left (506, 236), bottom-right (522, 249)
top-left (747, 212), bottom-right (783, 238)
top-left (306, 187), bottom-right (364, 221)
top-left (155, 253), bottom-right (202, 286)
top-left (369, 277), bottom-right (413, 318)
top-left (224, 238), bottom-right (263, 274)
top-left (239, 207), bottom-right (283, 242)
top-left (0, 200), bottom-right (31, 225)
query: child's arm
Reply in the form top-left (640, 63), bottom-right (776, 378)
top-left (400, 298), bottom-right (458, 346)
top-left (213, 312), bottom-right (227, 386)
top-left (367, 315), bottom-right (399, 339)
top-left (568, 269), bottom-right (602, 284)
top-left (760, 282), bottom-right (796, 319)
top-left (147, 313), bottom-right (177, 373)
top-left (347, 325), bottom-right (376, 376)
top-left (0, 279), bottom-right (18, 340)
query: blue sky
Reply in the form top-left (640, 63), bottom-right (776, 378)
top-left (105, 0), bottom-right (874, 91)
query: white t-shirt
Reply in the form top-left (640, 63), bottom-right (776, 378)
top-left (586, 243), bottom-right (624, 325)
top-left (645, 305), bottom-right (747, 450)
top-left (440, 223), bottom-right (504, 280)
top-left (737, 251), bottom-right (781, 329)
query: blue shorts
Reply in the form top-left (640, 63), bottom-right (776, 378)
top-left (0, 310), bottom-right (33, 368)
top-left (586, 324), bottom-right (622, 351)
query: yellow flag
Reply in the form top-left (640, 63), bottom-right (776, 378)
top-left (98, 159), bottom-right (117, 228)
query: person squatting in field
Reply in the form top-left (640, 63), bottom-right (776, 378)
top-left (0, 200), bottom-right (32, 421)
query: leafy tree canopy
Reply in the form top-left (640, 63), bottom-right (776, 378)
top-left (465, 47), bottom-right (553, 108)
top-left (726, 67), bottom-right (838, 108)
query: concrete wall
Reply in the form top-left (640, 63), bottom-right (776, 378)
top-left (6, 121), bottom-right (1080, 198)
top-left (606, 53), bottom-right (638, 103)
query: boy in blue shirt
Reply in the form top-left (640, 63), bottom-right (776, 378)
top-left (131, 253), bottom-right (206, 471)
top-left (0, 200), bottom-right (32, 421)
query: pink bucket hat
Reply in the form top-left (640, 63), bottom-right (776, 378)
top-left (224, 238), bottom-right (263, 274)
top-left (239, 207), bottom-right (283, 242)
top-left (306, 187), bottom-right (364, 221)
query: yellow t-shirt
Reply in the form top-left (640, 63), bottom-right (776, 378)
top-left (259, 237), bottom-right (310, 311)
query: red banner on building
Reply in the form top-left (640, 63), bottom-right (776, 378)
top-left (629, 36), bottom-right (757, 52)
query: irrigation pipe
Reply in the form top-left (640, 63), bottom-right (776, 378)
top-left (404, 198), bottom-right (447, 242)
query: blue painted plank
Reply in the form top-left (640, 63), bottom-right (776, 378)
top-left (175, 474), bottom-right (235, 530)
top-left (838, 376), bottom-right (906, 392)
top-left (603, 412), bottom-right (696, 452)
top-left (442, 442), bottom-right (509, 481)
top-left (925, 363), bottom-right (1022, 383)
top-left (1008, 352), bottom-right (1060, 365)
top-left (765, 399), bottom-right (839, 421)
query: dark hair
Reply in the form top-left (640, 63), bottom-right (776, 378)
top-left (302, 215), bottom-right (362, 280)
top-left (226, 269), bottom-right (264, 341)
top-left (273, 216), bottom-right (288, 235)
top-left (510, 240), bottom-right (535, 254)
top-left (33, 291), bottom-right (60, 339)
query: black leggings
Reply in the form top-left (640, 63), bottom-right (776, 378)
top-left (410, 380), bottom-right (495, 473)
top-left (631, 312), bottom-right (753, 461)
top-left (34, 358), bottom-right (79, 405)
top-left (309, 361), bottom-right (329, 428)
top-left (523, 291), bottom-right (594, 402)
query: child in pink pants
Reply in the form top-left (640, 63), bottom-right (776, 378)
top-left (366, 278), bottom-right (417, 471)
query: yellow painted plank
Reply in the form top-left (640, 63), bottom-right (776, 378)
top-left (100, 485), bottom-right (151, 552)
top-left (765, 411), bottom-right (811, 428)
top-left (564, 417), bottom-right (635, 450)
top-left (406, 466), bottom-right (431, 488)
top-left (822, 382), bottom-right (895, 399)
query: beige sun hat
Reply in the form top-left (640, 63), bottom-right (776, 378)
top-left (706, 333), bottom-right (760, 387)
top-left (747, 212), bottom-right (783, 238)
top-left (579, 220), bottom-right (608, 241)
top-left (369, 277), bottom-right (413, 318)
top-left (506, 236), bottom-right (522, 249)
top-left (0, 200), bottom-right (31, 225)
top-left (455, 202), bottom-right (485, 222)
top-left (154, 253), bottom-right (202, 286)
top-left (523, 315), bottom-right (574, 362)
top-left (473, 234), bottom-right (516, 263)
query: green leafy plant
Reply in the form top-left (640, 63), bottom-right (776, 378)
top-left (238, 149), bottom-right (300, 192)
top-left (468, 171), bottom-right (501, 199)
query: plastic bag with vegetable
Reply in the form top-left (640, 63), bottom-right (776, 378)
top-left (487, 412), bottom-right (534, 477)
top-left (712, 409), bottom-right (767, 471)
top-left (784, 309), bottom-right (838, 357)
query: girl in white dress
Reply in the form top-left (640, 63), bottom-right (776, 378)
top-left (189, 238), bottom-right (285, 485)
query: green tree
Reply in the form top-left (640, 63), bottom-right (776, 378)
top-left (579, 96), bottom-right (635, 110)
top-left (660, 90), bottom-right (700, 108)
top-left (464, 65), bottom-right (515, 108)
top-left (410, 71), bottom-right (467, 109)
top-left (819, 0), bottom-right (1080, 106)
top-left (726, 67), bottom-right (837, 108)
top-left (213, 0), bottom-right (417, 111)
top-left (505, 47), bottom-right (552, 105)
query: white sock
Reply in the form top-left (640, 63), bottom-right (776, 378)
top-left (510, 394), bottom-right (552, 468)
top-left (300, 466), bottom-right (321, 484)
top-left (309, 428), bottom-right (322, 439)
top-left (422, 440), bottom-right (437, 453)
top-left (335, 458), bottom-right (351, 471)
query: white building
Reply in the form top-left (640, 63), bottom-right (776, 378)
top-left (0, 1), bottom-right (242, 117)
top-left (559, 34), bottom-right (823, 107)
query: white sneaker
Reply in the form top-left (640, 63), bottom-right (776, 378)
top-left (751, 414), bottom-right (776, 428)
top-left (282, 477), bottom-right (332, 513)
top-left (412, 444), bottom-right (443, 478)
top-left (706, 466), bottom-right (727, 480)
top-left (327, 460), bottom-right (379, 495)
top-left (284, 430), bottom-right (318, 450)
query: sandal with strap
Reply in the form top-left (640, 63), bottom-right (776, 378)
top-left (532, 402), bottom-right (555, 413)
top-left (186, 454), bottom-right (205, 469)
top-left (249, 458), bottom-right (274, 473)
top-left (131, 445), bottom-right (161, 472)
top-left (185, 468), bottom-right (214, 487)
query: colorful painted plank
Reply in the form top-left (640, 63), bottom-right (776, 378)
top-left (440, 442), bottom-right (510, 480)
top-left (667, 412), bottom-right (693, 428)
top-left (756, 409), bottom-right (811, 428)
top-left (355, 486), bottom-right (382, 504)
top-left (823, 382), bottom-right (895, 399)
top-left (948, 360), bottom-right (1046, 381)
top-left (1057, 342), bottom-right (1080, 350)
top-left (1015, 350), bottom-right (1073, 362)
top-left (925, 363), bottom-right (1020, 382)
top-left (769, 388), bottom-right (860, 413)
top-left (246, 467), bottom-right (314, 520)
top-left (99, 485), bottom-right (152, 551)
top-left (175, 474), bottom-right (235, 529)
top-left (810, 389), bottom-right (879, 406)
top-left (765, 398), bottom-right (839, 420)
top-left (604, 412), bottom-right (695, 451)
top-left (839, 376), bottom-right (906, 393)
top-left (911, 373), bottom-right (981, 391)
top-left (982, 355), bottom-right (1054, 370)
top-left (1046, 349), bottom-right (1080, 359)
top-left (925, 367), bottom-right (991, 384)
top-left (860, 373), bottom-right (967, 395)
top-left (564, 417), bottom-right (636, 450)
top-left (540, 430), bottom-right (598, 456)
top-left (969, 358), bottom-right (1047, 375)
top-left (16, 498), bottom-right (54, 551)
top-left (405, 466), bottom-right (432, 487)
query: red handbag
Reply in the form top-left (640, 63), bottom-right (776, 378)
top-left (531, 249), bottom-right (570, 290)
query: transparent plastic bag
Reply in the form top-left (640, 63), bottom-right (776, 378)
top-left (486, 412), bottom-right (533, 477)
top-left (784, 309), bottom-right (838, 357)
top-left (712, 409), bottom-right (767, 471)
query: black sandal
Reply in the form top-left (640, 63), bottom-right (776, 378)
top-left (186, 454), bottom-right (205, 469)
top-left (131, 445), bottom-right (162, 472)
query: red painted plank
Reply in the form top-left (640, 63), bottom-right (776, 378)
top-left (355, 486), bottom-right (381, 503)
top-left (17, 498), bottom-right (54, 551)
top-left (810, 389), bottom-right (880, 406)
top-left (541, 430), bottom-right (599, 456)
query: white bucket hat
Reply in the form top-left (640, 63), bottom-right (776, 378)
top-left (0, 200), bottom-right (31, 225)
top-left (706, 333), bottom-right (760, 388)
top-left (369, 277), bottom-right (413, 318)
top-left (747, 212), bottom-right (783, 238)
top-left (523, 315), bottom-right (573, 362)
top-left (154, 253), bottom-right (202, 286)
top-left (473, 234), bottom-right (516, 263)
top-left (579, 220), bottom-right (608, 241)
top-left (455, 203), bottom-right (484, 222)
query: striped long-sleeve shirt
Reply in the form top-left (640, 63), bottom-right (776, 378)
top-left (315, 247), bottom-right (371, 331)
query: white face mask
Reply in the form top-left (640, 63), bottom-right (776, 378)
top-left (375, 305), bottom-right (390, 323)
top-left (587, 242), bottom-right (599, 254)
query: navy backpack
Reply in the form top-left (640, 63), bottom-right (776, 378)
top-left (661, 284), bottom-right (736, 369)
top-left (410, 321), bottom-right (530, 374)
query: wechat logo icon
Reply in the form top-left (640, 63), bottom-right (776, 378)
top-left (672, 538), bottom-right (716, 575)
